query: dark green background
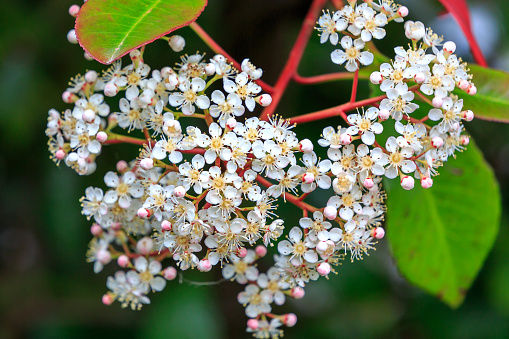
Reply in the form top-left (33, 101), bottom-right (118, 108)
top-left (1, 0), bottom-right (509, 338)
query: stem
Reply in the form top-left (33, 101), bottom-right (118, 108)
top-left (103, 134), bottom-right (151, 146)
top-left (189, 22), bottom-right (274, 93)
top-left (259, 0), bottom-right (328, 121)
top-left (331, 0), bottom-right (345, 9)
top-left (350, 67), bottom-right (359, 103)
top-left (293, 71), bottom-right (358, 84)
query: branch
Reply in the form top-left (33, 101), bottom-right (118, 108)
top-left (293, 71), bottom-right (356, 84)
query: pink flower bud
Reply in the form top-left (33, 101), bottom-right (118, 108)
top-left (378, 109), bottom-right (390, 121)
top-left (116, 160), bottom-right (128, 173)
top-left (283, 313), bottom-right (298, 327)
top-left (258, 94), bottom-right (272, 107)
top-left (370, 71), bottom-right (383, 85)
top-left (161, 67), bottom-right (174, 78)
top-left (111, 222), bottom-right (122, 231)
top-left (363, 177), bottom-right (374, 189)
top-left (163, 267), bottom-right (178, 280)
top-left (102, 294), bottom-right (114, 305)
top-left (96, 131), bottom-right (108, 143)
top-left (161, 220), bottom-right (172, 232)
top-left (414, 72), bottom-right (426, 84)
top-left (226, 118), bottom-right (237, 130)
top-left (316, 241), bottom-right (328, 253)
top-left (458, 79), bottom-right (469, 91)
top-left (462, 110), bottom-right (474, 122)
top-left (255, 245), bottom-right (267, 257)
top-left (136, 237), bottom-right (154, 255)
top-left (371, 227), bottom-right (385, 239)
top-left (168, 35), bottom-right (186, 52)
top-left (130, 49), bottom-right (141, 61)
top-left (97, 249), bottom-right (111, 264)
top-left (55, 149), bottom-right (66, 160)
top-left (174, 186), bottom-right (186, 198)
top-left (460, 135), bottom-right (470, 146)
top-left (299, 139), bottom-right (313, 153)
top-left (397, 6), bottom-right (409, 17)
top-left (104, 82), bottom-right (119, 97)
top-left (466, 84), bottom-right (477, 95)
top-left (238, 247), bottom-right (248, 258)
top-left (291, 287), bottom-right (305, 299)
top-left (421, 176), bottom-right (433, 189)
top-left (432, 96), bottom-right (443, 108)
top-left (400, 175), bottom-right (415, 190)
top-left (117, 255), bottom-right (130, 267)
top-left (137, 208), bottom-right (149, 219)
top-left (323, 206), bottom-right (337, 220)
top-left (139, 158), bottom-right (154, 170)
top-left (84, 52), bottom-right (94, 61)
top-left (247, 319), bottom-right (259, 330)
top-left (62, 91), bottom-right (77, 104)
top-left (85, 70), bottom-right (98, 83)
top-left (82, 109), bottom-right (96, 123)
top-left (67, 29), bottom-right (78, 44)
top-left (90, 223), bottom-right (103, 237)
top-left (317, 262), bottom-right (331, 276)
top-left (205, 63), bottom-right (216, 76)
top-left (68, 4), bottom-right (80, 17)
top-left (302, 172), bottom-right (315, 184)
top-left (443, 41), bottom-right (456, 54)
top-left (198, 259), bottom-right (212, 272)
top-left (431, 136), bottom-right (444, 148)
top-left (340, 133), bottom-right (352, 145)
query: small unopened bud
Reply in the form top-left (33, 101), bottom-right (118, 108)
top-left (85, 70), bottom-right (98, 83)
top-left (258, 94), bottom-right (272, 107)
top-left (460, 135), bottom-right (470, 146)
top-left (237, 247), bottom-right (248, 258)
top-left (130, 49), bottom-right (141, 61)
top-left (370, 71), bottom-right (383, 85)
top-left (213, 54), bottom-right (226, 63)
top-left (397, 6), bottom-right (409, 17)
top-left (462, 110), bottom-right (474, 122)
top-left (161, 220), bottom-right (172, 231)
top-left (255, 245), bottom-right (267, 257)
top-left (458, 79), bottom-right (469, 91)
top-left (363, 177), bottom-right (374, 189)
top-left (205, 63), bottom-right (216, 76)
top-left (316, 241), bottom-right (328, 253)
top-left (302, 172), bottom-right (315, 184)
top-left (102, 294), bottom-right (114, 305)
top-left (226, 117), bottom-right (237, 130)
top-left (82, 109), bottom-right (96, 123)
top-left (163, 267), bottom-right (178, 280)
top-left (247, 319), bottom-right (259, 330)
top-left (163, 120), bottom-right (182, 136)
top-left (84, 52), bottom-right (94, 61)
top-left (371, 227), bottom-right (385, 239)
top-left (116, 160), bottom-right (128, 173)
top-left (283, 313), bottom-right (298, 327)
top-left (317, 262), bottom-right (331, 276)
top-left (421, 176), bottom-right (433, 189)
top-left (299, 139), bottom-right (313, 153)
top-left (378, 109), bottom-right (390, 121)
top-left (414, 72), bottom-right (425, 84)
top-left (291, 287), bottom-right (305, 299)
top-left (139, 158), bottom-right (154, 170)
top-left (198, 259), bottom-right (212, 272)
top-left (432, 96), bottom-right (443, 108)
top-left (67, 29), bottom-right (78, 44)
top-left (443, 41), bottom-right (456, 54)
top-left (340, 133), bottom-right (352, 145)
top-left (96, 131), bottom-right (108, 143)
top-left (55, 149), bottom-right (66, 160)
top-left (137, 208), bottom-right (149, 219)
top-left (168, 35), bottom-right (186, 52)
top-left (111, 222), bottom-right (122, 231)
top-left (323, 206), bottom-right (337, 220)
top-left (104, 82), bottom-right (119, 97)
top-left (136, 237), bottom-right (154, 255)
top-left (97, 249), bottom-right (111, 264)
top-left (431, 136), bottom-right (444, 148)
top-left (400, 175), bottom-right (415, 190)
top-left (68, 4), bottom-right (80, 17)
top-left (62, 90), bottom-right (77, 104)
top-left (466, 84), bottom-right (477, 95)
top-left (117, 255), bottom-right (130, 267)
top-left (90, 223), bottom-right (103, 237)
top-left (174, 186), bottom-right (186, 198)
top-left (161, 67), bottom-right (174, 78)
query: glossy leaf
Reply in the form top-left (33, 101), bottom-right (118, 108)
top-left (75, 0), bottom-right (208, 64)
top-left (385, 141), bottom-right (500, 308)
top-left (436, 0), bottom-right (487, 66)
top-left (454, 64), bottom-right (509, 123)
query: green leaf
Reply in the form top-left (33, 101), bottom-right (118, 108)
top-left (75, 0), bottom-right (208, 64)
top-left (385, 141), bottom-right (501, 308)
top-left (454, 64), bottom-right (509, 123)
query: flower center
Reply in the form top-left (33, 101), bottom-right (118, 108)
top-left (390, 152), bottom-right (402, 165)
top-left (346, 47), bottom-right (359, 59)
top-left (358, 119), bottom-right (371, 131)
top-left (392, 69), bottom-right (404, 82)
top-left (127, 72), bottom-right (141, 86)
top-left (184, 90), bottom-right (197, 103)
top-left (117, 182), bottom-right (129, 195)
top-left (210, 137), bottom-right (223, 150)
top-left (139, 270), bottom-right (153, 283)
top-left (293, 241), bottom-right (306, 255)
top-left (362, 156), bottom-right (373, 168)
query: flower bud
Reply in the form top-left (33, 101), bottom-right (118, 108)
top-left (378, 108), bottom-right (390, 120)
top-left (431, 136), bottom-right (443, 148)
top-left (82, 109), bottom-right (95, 123)
top-left (255, 245), bottom-right (267, 257)
top-left (205, 63), bottom-right (216, 76)
top-left (397, 6), bottom-right (409, 17)
top-left (213, 54), bottom-right (226, 63)
top-left (85, 70), bottom-right (98, 83)
top-left (414, 72), bottom-right (425, 84)
top-left (84, 52), bottom-right (94, 61)
top-left (90, 223), bottom-right (103, 237)
top-left (68, 4), bottom-right (80, 17)
top-left (226, 117), bottom-right (237, 130)
top-left (302, 172), bottom-right (315, 184)
top-left (116, 160), bottom-right (128, 173)
top-left (323, 206), bottom-right (337, 220)
top-left (363, 177), bottom-right (374, 189)
top-left (161, 67), bottom-right (174, 78)
top-left (316, 241), bottom-right (328, 253)
top-left (104, 82), bottom-right (119, 97)
top-left (55, 149), bottom-right (66, 160)
top-left (283, 313), bottom-right (298, 327)
top-left (414, 176), bottom-right (429, 190)
top-left (94, 132), bottom-right (107, 143)
top-left (136, 237), bottom-right (154, 255)
top-left (163, 119), bottom-right (182, 137)
top-left (317, 262), bottom-right (331, 276)
top-left (140, 158), bottom-right (154, 170)
top-left (161, 220), bottom-right (172, 231)
top-left (247, 319), bottom-right (259, 330)
top-left (97, 249), bottom-right (111, 264)
top-left (460, 135), bottom-right (470, 146)
top-left (370, 71), bottom-right (383, 85)
top-left (130, 49), bottom-right (141, 61)
top-left (168, 35), bottom-right (185, 52)
top-left (299, 139), bottom-right (313, 153)
top-left (67, 29), bottom-right (78, 44)
top-left (466, 84), bottom-right (477, 95)
top-left (174, 186), bottom-right (186, 198)
top-left (163, 266), bottom-right (178, 280)
top-left (291, 287), bottom-right (305, 299)
top-left (165, 74), bottom-right (179, 90)
top-left (102, 294), bottom-right (114, 305)
top-left (340, 133), bottom-right (352, 145)
top-left (137, 207), bottom-right (149, 219)
top-left (462, 110), bottom-right (474, 122)
top-left (117, 255), bottom-right (130, 267)
top-left (238, 247), bottom-right (248, 258)
top-left (405, 21), bottom-right (425, 40)
top-left (198, 259), bottom-right (212, 272)
top-left (62, 90), bottom-right (78, 104)
top-left (432, 96), bottom-right (443, 108)
top-left (458, 79), bottom-right (469, 91)
top-left (257, 94), bottom-right (272, 107)
top-left (443, 41), bottom-right (456, 54)
top-left (111, 222), bottom-right (122, 231)
top-left (400, 175), bottom-right (415, 190)
top-left (371, 227), bottom-right (385, 239)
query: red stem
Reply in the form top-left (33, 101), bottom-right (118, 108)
top-left (350, 67), bottom-right (359, 103)
top-left (293, 71), bottom-right (355, 84)
top-left (259, 0), bottom-right (328, 121)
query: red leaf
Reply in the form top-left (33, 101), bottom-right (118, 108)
top-left (436, 0), bottom-right (488, 66)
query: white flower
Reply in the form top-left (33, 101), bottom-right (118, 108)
top-left (379, 58), bottom-right (418, 92)
top-left (300, 152), bottom-right (332, 193)
top-left (222, 249), bottom-right (258, 284)
top-left (241, 59), bottom-right (263, 80)
top-left (266, 165), bottom-right (304, 199)
top-left (237, 285), bottom-right (272, 318)
top-left (203, 123), bottom-right (235, 164)
top-left (206, 186), bottom-right (242, 219)
top-left (316, 10), bottom-right (347, 45)
top-left (346, 107), bottom-right (383, 145)
top-left (318, 126), bottom-right (347, 149)
top-left (384, 136), bottom-right (416, 179)
top-left (331, 36), bottom-right (374, 72)
top-left (394, 46), bottom-right (436, 67)
top-left (223, 72), bottom-right (261, 112)
top-left (252, 140), bottom-right (290, 179)
top-left (169, 78), bottom-right (210, 115)
top-left (209, 90), bottom-right (245, 125)
top-left (278, 227), bottom-right (318, 264)
top-left (420, 64), bottom-right (455, 99)
top-left (120, 63), bottom-right (151, 101)
top-left (327, 185), bottom-right (363, 220)
top-left (133, 257), bottom-right (166, 292)
top-left (116, 98), bottom-right (145, 132)
top-left (428, 97), bottom-right (464, 133)
top-left (380, 83), bottom-right (419, 121)
top-left (71, 121), bottom-right (101, 158)
top-left (354, 6), bottom-right (387, 42)
top-left (356, 144), bottom-right (387, 179)
top-left (329, 144), bottom-right (358, 174)
top-left (153, 136), bottom-right (183, 164)
top-left (299, 211), bottom-right (337, 242)
top-left (106, 270), bottom-right (151, 310)
top-left (395, 121), bottom-right (426, 151)
top-left (74, 93), bottom-right (110, 118)
top-left (404, 21), bottom-right (426, 41)
top-left (179, 154), bottom-right (208, 194)
top-left (81, 187), bottom-right (108, 221)
top-left (103, 171), bottom-right (144, 208)
top-left (256, 267), bottom-right (288, 305)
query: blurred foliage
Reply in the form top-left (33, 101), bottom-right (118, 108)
top-left (1, 0), bottom-right (509, 338)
